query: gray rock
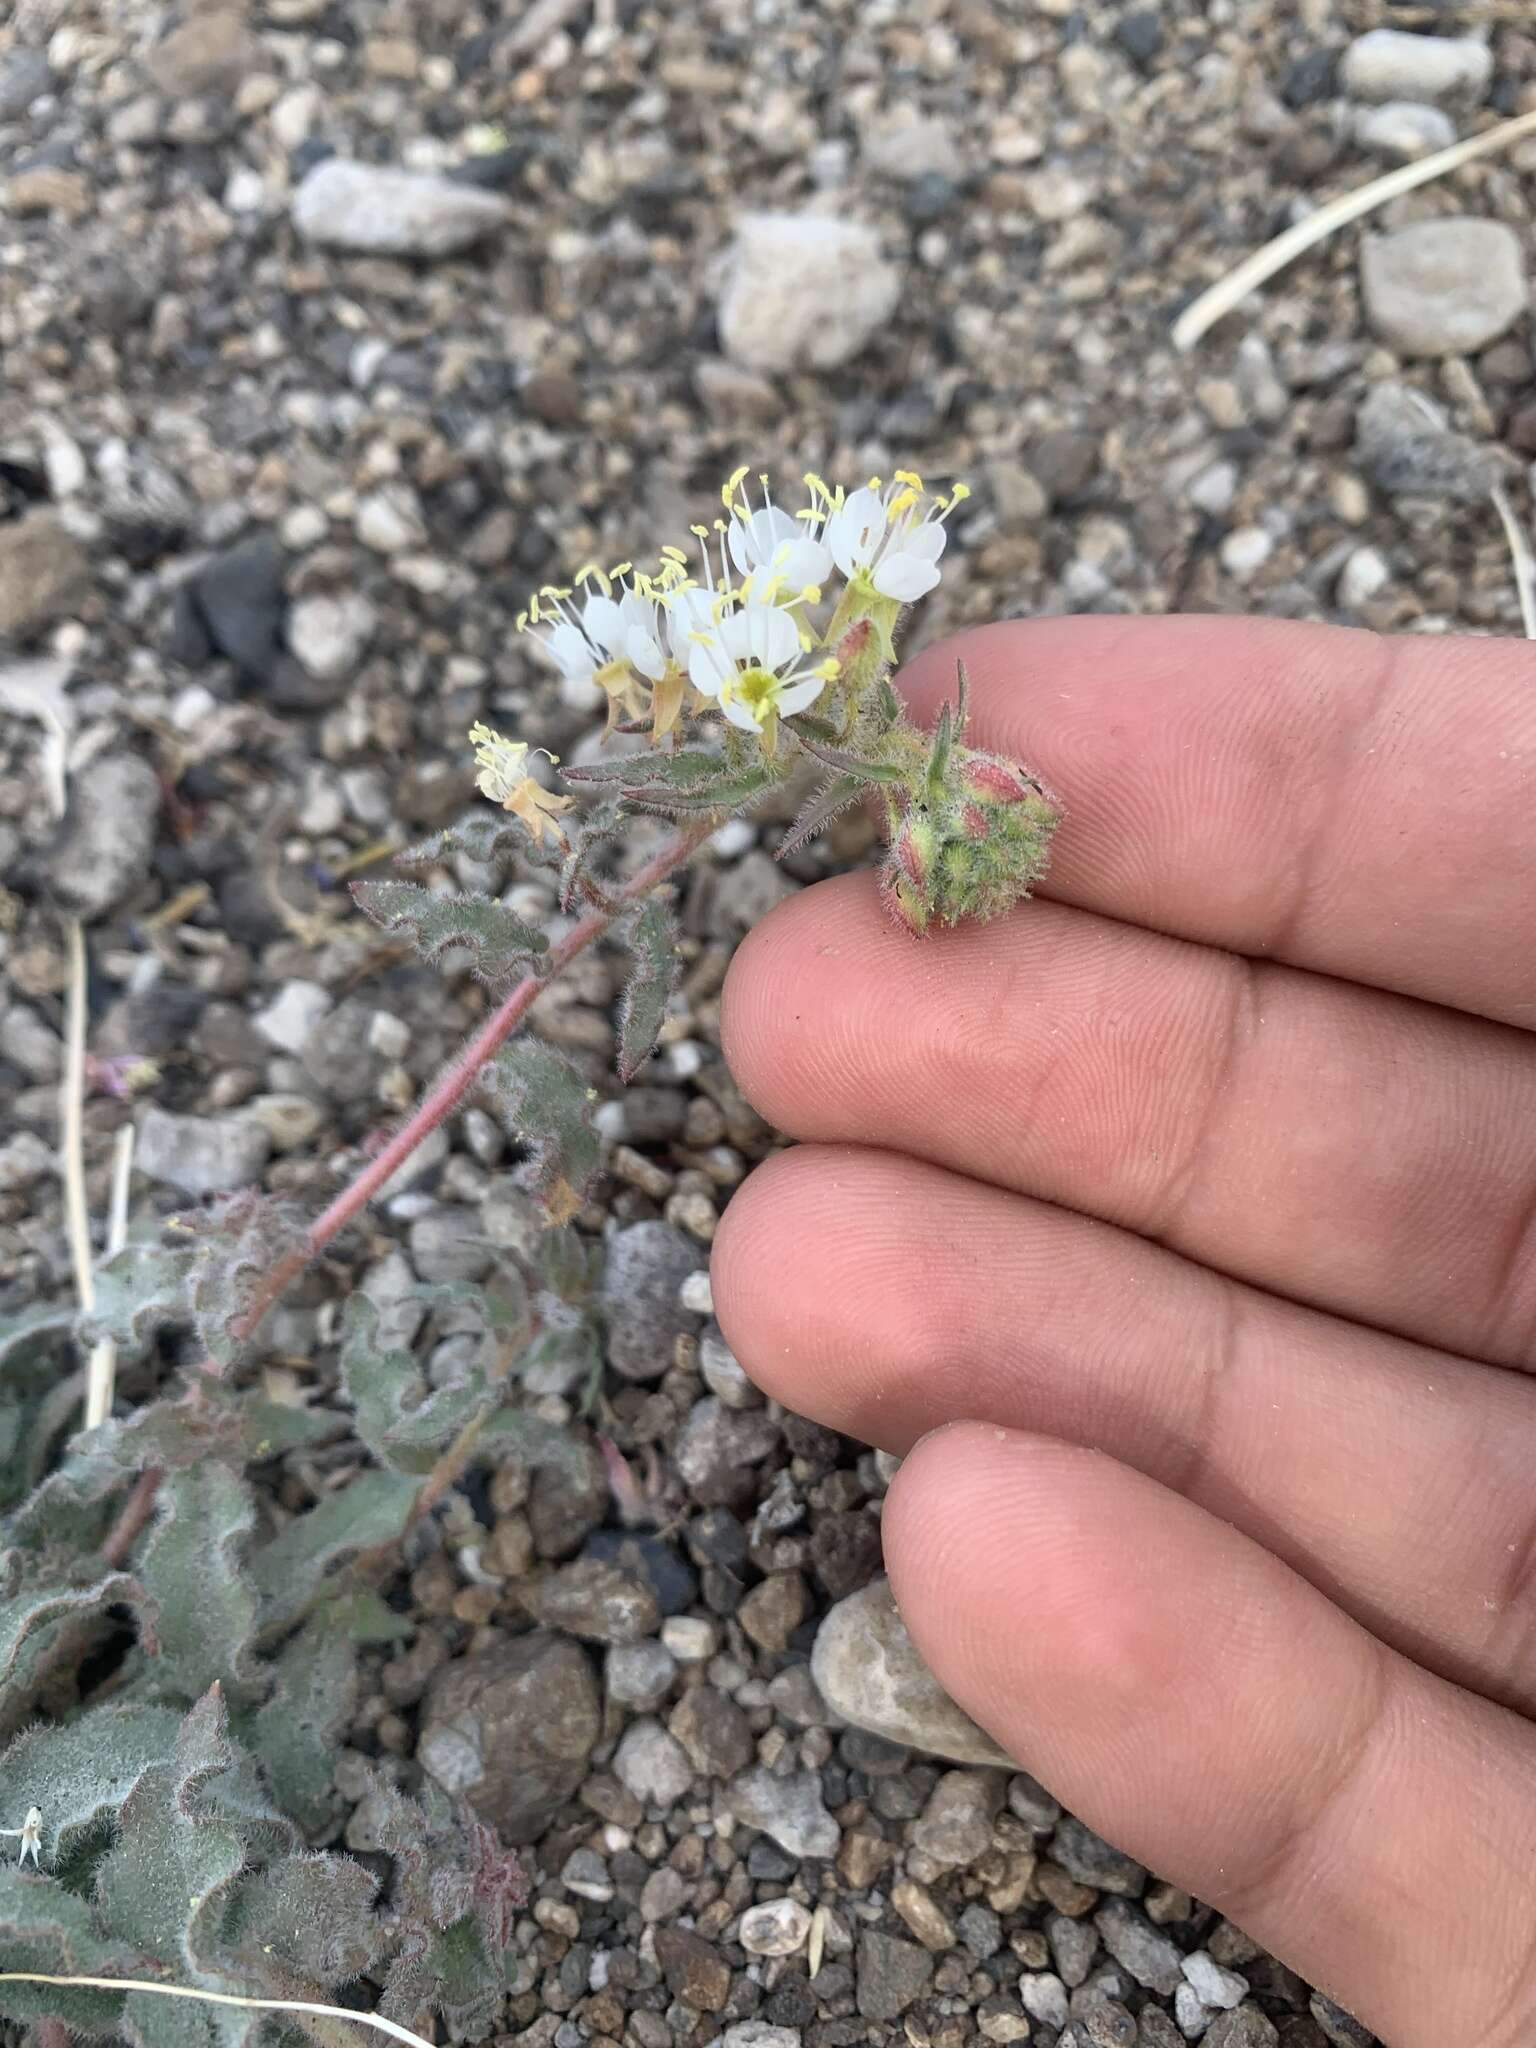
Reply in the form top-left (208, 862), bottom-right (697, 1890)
top-left (855, 1930), bottom-right (934, 2022)
top-left (0, 511), bottom-right (89, 640)
top-left (0, 1004), bottom-right (61, 1081)
top-left (560, 1845), bottom-right (612, 1902)
top-left (811, 1578), bottom-right (1015, 1767)
top-left (911, 1769), bottom-right (1003, 1866)
top-left (253, 979), bottom-right (332, 1056)
top-left (718, 212), bottom-right (901, 373)
top-left (1354, 380), bottom-right (1499, 500)
top-left (1007, 1771), bottom-right (1063, 1831)
top-left (1048, 1911), bottom-right (1100, 1989)
top-left (419, 1633), bottom-right (600, 1842)
top-left (301, 998), bottom-right (390, 1103)
top-left (669, 1683), bottom-right (755, 1778)
top-left (1021, 1972), bottom-right (1072, 2029)
top-left (712, 848), bottom-right (798, 928)
top-left (292, 159), bottom-right (513, 257)
top-left (738, 1897), bottom-right (812, 1957)
top-left (698, 1322), bottom-right (759, 1407)
top-left (0, 1132), bottom-right (54, 1193)
top-left (135, 1106), bottom-right (270, 1198)
top-left (613, 1716), bottom-right (694, 1806)
top-left (674, 1396), bottom-right (780, 1507)
top-left (524, 1557), bottom-right (659, 1644)
top-left (957, 1902), bottom-right (1003, 1960)
top-left (1203, 2009), bottom-right (1279, 2048)
top-left (1175, 1980), bottom-right (1214, 2036)
top-left (1050, 1815), bottom-right (1147, 1896)
top-left (0, 49), bottom-right (53, 119)
top-left (148, 7), bottom-right (252, 95)
top-left (604, 1639), bottom-right (676, 1711)
top-left (1341, 29), bottom-right (1492, 103)
top-left (1352, 100), bottom-right (1456, 162)
top-left (1183, 1950), bottom-right (1249, 2010)
top-left (288, 590), bottom-right (377, 684)
top-left (529, 1435), bottom-right (606, 1558)
top-left (1361, 217), bottom-right (1526, 358)
top-left (408, 1208), bottom-right (495, 1284)
top-left (599, 1220), bottom-right (705, 1380)
top-left (1093, 1901), bottom-right (1185, 1995)
top-left (728, 1765), bottom-right (839, 1858)
top-left (722, 2026), bottom-right (802, 2048)
top-left (1309, 1993), bottom-right (1377, 2047)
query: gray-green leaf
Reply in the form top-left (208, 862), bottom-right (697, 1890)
top-left (617, 897), bottom-right (678, 1083)
top-left (353, 878), bottom-right (548, 986)
top-left (481, 1038), bottom-right (601, 1226)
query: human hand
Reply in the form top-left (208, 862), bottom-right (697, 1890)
top-left (713, 614), bottom-right (1536, 2048)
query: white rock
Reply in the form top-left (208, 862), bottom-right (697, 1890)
top-left (861, 109), bottom-right (963, 181)
top-left (699, 1324), bottom-right (760, 1409)
top-left (718, 212), bottom-right (900, 373)
top-left (291, 158), bottom-right (512, 256)
top-left (1175, 1981), bottom-right (1213, 2038)
top-left (613, 1717), bottom-right (694, 1806)
top-left (1186, 460), bottom-right (1238, 515)
top-left (1361, 216), bottom-right (1527, 358)
top-left (1352, 100), bottom-right (1456, 162)
top-left (289, 590), bottom-right (378, 682)
top-left (1020, 1973), bottom-right (1071, 2029)
top-left (254, 979), bottom-right (332, 1055)
top-left (678, 1269), bottom-right (714, 1315)
top-left (660, 1614), bottom-right (716, 1662)
top-left (1337, 545), bottom-right (1391, 609)
top-left (737, 1897), bottom-right (812, 1957)
top-left (245, 1092), bottom-right (326, 1152)
top-left (356, 486), bottom-right (425, 555)
top-left (604, 1641), bottom-right (676, 1712)
top-left (1181, 1950), bottom-right (1249, 2010)
top-left (1218, 525), bottom-right (1273, 580)
top-left (1341, 29), bottom-right (1492, 104)
top-left (810, 1577), bottom-right (1014, 1768)
top-left (722, 2027), bottom-right (803, 2048)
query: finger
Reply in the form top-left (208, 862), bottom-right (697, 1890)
top-left (884, 1422), bottom-right (1536, 2048)
top-left (712, 1144), bottom-right (1536, 1711)
top-left (899, 614), bottom-right (1536, 1031)
top-left (722, 873), bottom-right (1536, 1369)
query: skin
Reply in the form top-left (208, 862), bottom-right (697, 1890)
top-left (711, 614), bottom-right (1536, 2048)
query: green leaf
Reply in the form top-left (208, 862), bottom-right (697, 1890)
top-left (242, 1398), bottom-right (338, 1460)
top-left (243, 1620), bottom-right (359, 1834)
top-left (0, 1701), bottom-right (183, 1875)
top-left (481, 1038), bottom-right (601, 1226)
top-left (791, 731), bottom-right (906, 784)
top-left (777, 773), bottom-right (868, 860)
top-left (427, 1915), bottom-right (503, 2041)
top-left (617, 897), bottom-right (678, 1083)
top-left (0, 1569), bottom-right (156, 1691)
top-left (339, 1290), bottom-right (505, 1477)
top-left (136, 1465), bottom-right (259, 1705)
top-left (77, 1241), bottom-right (195, 1357)
top-left (396, 816), bottom-right (527, 871)
top-left (250, 1469), bottom-right (420, 1629)
top-left (0, 1866), bottom-right (134, 2036)
top-left (564, 747), bottom-right (773, 815)
top-left (322, 1588), bottom-right (415, 1645)
top-left (353, 878), bottom-right (548, 987)
top-left (94, 1688), bottom-right (253, 1973)
top-left (184, 1194), bottom-right (308, 1373)
top-left (220, 1850), bottom-right (384, 1985)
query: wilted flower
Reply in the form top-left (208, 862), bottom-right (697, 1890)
top-left (469, 722), bottom-right (575, 846)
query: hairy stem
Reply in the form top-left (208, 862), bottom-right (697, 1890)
top-left (226, 821), bottom-right (712, 1352)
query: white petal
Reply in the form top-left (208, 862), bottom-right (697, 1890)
top-left (742, 602), bottom-right (800, 673)
top-left (729, 505), bottom-right (798, 574)
top-left (772, 535), bottom-right (834, 591)
top-left (826, 487), bottom-right (885, 576)
top-left (873, 554), bottom-right (942, 601)
top-left (627, 627), bottom-right (666, 681)
top-left (664, 586), bottom-right (715, 658)
top-left (546, 621), bottom-right (595, 679)
top-left (896, 519), bottom-right (947, 564)
top-left (688, 640), bottom-right (728, 698)
top-left (720, 692), bottom-right (764, 731)
top-left (581, 592), bottom-right (625, 656)
top-left (775, 672), bottom-right (828, 719)
top-left (717, 609), bottom-right (756, 664)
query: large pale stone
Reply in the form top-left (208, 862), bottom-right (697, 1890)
top-left (1360, 217), bottom-right (1526, 358)
top-left (718, 212), bottom-right (900, 373)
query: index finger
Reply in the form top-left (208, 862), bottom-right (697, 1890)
top-left (899, 615), bottom-right (1536, 1030)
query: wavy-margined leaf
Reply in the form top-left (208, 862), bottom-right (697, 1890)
top-left (353, 877), bottom-right (548, 986)
top-left (339, 1284), bottom-right (524, 1476)
top-left (136, 1464), bottom-right (259, 1705)
top-left (564, 746), bottom-right (773, 815)
top-left (0, 1867), bottom-right (136, 2036)
top-left (250, 1469), bottom-right (420, 1630)
top-left (0, 1568), bottom-right (156, 1691)
top-left (242, 1617), bottom-right (359, 1834)
top-left (481, 1038), bottom-right (601, 1226)
top-left (220, 1849), bottom-right (385, 1985)
top-left (77, 1241), bottom-right (195, 1357)
top-left (396, 814), bottom-right (529, 871)
top-left (616, 897), bottom-right (679, 1083)
top-left (0, 1701), bottom-right (183, 1875)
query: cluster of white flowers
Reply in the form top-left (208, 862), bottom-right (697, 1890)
top-left (514, 467), bottom-right (969, 741)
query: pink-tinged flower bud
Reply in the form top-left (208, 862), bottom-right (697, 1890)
top-left (962, 756), bottom-right (1035, 804)
top-left (959, 801), bottom-right (990, 840)
top-left (892, 812), bottom-right (931, 889)
top-left (880, 865), bottom-right (929, 937)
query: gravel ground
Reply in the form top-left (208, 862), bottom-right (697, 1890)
top-left (5, 1), bottom-right (1536, 2042)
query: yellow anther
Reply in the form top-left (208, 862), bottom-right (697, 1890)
top-left (722, 464), bottom-right (750, 509)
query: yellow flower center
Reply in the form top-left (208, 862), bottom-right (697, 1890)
top-left (723, 665), bottom-right (781, 723)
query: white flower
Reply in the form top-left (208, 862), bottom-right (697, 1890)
top-left (721, 467), bottom-right (833, 595)
top-left (519, 565), bottom-right (670, 692)
top-left (468, 722), bottom-right (574, 845)
top-left (2, 1806), bottom-right (42, 1868)
top-left (820, 471), bottom-right (969, 602)
top-left (686, 601), bottom-right (839, 733)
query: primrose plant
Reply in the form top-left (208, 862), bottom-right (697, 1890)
top-left (0, 467), bottom-right (1058, 2047)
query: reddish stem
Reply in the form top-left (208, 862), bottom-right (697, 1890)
top-left (227, 821), bottom-right (711, 1349)
top-left (102, 1466), bottom-right (164, 1566)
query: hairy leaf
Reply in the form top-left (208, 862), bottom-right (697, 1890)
top-left (243, 1618), bottom-right (358, 1834)
top-left (184, 1194), bottom-right (308, 1373)
top-left (117, 1990), bottom-right (257, 2048)
top-left (0, 1302), bottom-right (77, 1510)
top-left (0, 1867), bottom-right (134, 2036)
top-left (564, 747), bottom-right (772, 815)
top-left (353, 878), bottom-right (548, 987)
top-left (616, 897), bottom-right (678, 1083)
top-left (137, 1465), bottom-right (259, 1705)
top-left (791, 731), bottom-right (906, 784)
top-left (322, 1588), bottom-right (415, 1645)
top-left (340, 1290), bottom-right (510, 1477)
top-left (481, 1039), bottom-right (601, 1226)
top-left (777, 772), bottom-right (868, 860)
top-left (0, 1569), bottom-right (155, 1691)
top-left (78, 1240), bottom-right (196, 1357)
top-left (250, 1469), bottom-right (420, 1629)
top-left (220, 1850), bottom-right (384, 1985)
top-left (243, 1397), bottom-right (338, 1460)
top-left (0, 1701), bottom-right (182, 1874)
top-left (395, 816), bottom-right (527, 871)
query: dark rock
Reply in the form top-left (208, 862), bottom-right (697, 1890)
top-left (1093, 1902), bottom-right (1184, 1995)
top-left (1050, 1816), bottom-right (1146, 1896)
top-left (97, 983), bottom-right (208, 1058)
top-left (529, 1435), bottom-right (607, 1558)
top-left (809, 1510), bottom-right (883, 1599)
top-left (1030, 428), bottom-right (1099, 504)
top-left (1114, 10), bottom-right (1163, 64)
top-left (1205, 2009), bottom-right (1280, 2048)
top-left (584, 1528), bottom-right (698, 1615)
top-left (523, 1557), bottom-right (660, 1644)
top-left (686, 1507), bottom-right (749, 1572)
top-left (668, 1684), bottom-right (754, 1778)
top-left (174, 534), bottom-right (318, 705)
top-left (904, 171), bottom-right (962, 224)
top-left (1309, 1994), bottom-right (1377, 2047)
top-left (599, 1221), bottom-right (705, 1381)
top-left (47, 754), bottom-right (161, 919)
top-left (1281, 50), bottom-right (1336, 107)
top-left (855, 1931), bottom-right (934, 2021)
top-left (764, 1976), bottom-right (817, 2029)
top-left (676, 1398), bottom-right (780, 1508)
top-left (419, 1633), bottom-right (601, 1843)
